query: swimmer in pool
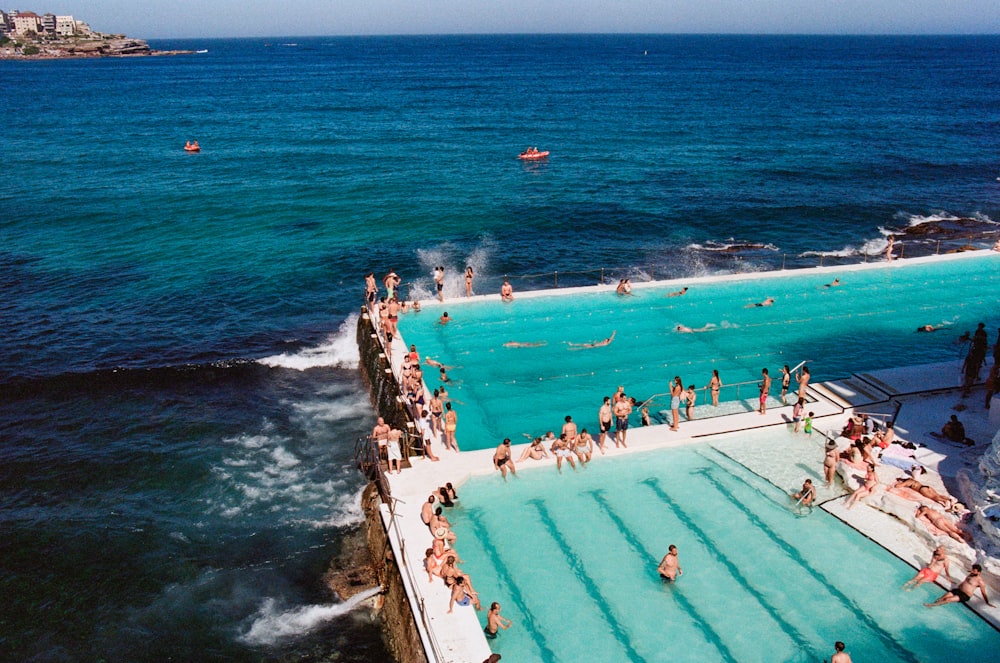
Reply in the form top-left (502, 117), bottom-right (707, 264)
top-left (657, 544), bottom-right (682, 581)
top-left (666, 287), bottom-right (688, 297)
top-left (569, 330), bottom-right (616, 348)
top-left (503, 341), bottom-right (547, 348)
top-left (675, 323), bottom-right (716, 333)
top-left (745, 297), bottom-right (775, 308)
top-left (792, 479), bottom-right (816, 507)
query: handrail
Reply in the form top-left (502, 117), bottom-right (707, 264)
top-left (638, 370), bottom-right (805, 413)
top-left (383, 494), bottom-right (447, 663)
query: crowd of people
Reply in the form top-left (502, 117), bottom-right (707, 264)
top-left (366, 267), bottom-right (1000, 656)
top-left (419, 486), bottom-right (518, 637)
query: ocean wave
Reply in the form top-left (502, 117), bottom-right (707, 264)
top-left (241, 587), bottom-right (382, 646)
top-left (688, 239), bottom-right (780, 253)
top-left (413, 235), bottom-right (498, 300)
top-left (258, 315), bottom-right (360, 370)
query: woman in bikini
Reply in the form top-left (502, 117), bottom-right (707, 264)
top-left (780, 365), bottom-right (791, 404)
top-left (823, 440), bottom-right (839, 487)
top-left (465, 266), bottom-right (474, 297)
top-left (669, 376), bottom-right (683, 431)
top-left (707, 369), bottom-right (721, 407)
top-left (428, 389), bottom-right (444, 435)
top-left (895, 477), bottom-right (954, 508)
top-left (845, 463), bottom-right (878, 509)
top-left (443, 402), bottom-right (459, 452)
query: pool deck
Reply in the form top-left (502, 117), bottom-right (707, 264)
top-left (379, 349), bottom-right (1000, 661)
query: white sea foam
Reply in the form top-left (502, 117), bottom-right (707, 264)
top-left (258, 314), bottom-right (360, 370)
top-left (414, 235), bottom-right (497, 299)
top-left (241, 587), bottom-right (382, 645)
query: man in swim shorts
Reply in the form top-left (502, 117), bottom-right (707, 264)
top-left (903, 546), bottom-right (951, 590)
top-left (500, 279), bottom-right (513, 302)
top-left (758, 368), bottom-right (771, 415)
top-left (613, 395), bottom-right (632, 448)
top-left (493, 438), bottom-right (516, 479)
top-left (657, 545), bottom-right (682, 581)
top-left (597, 396), bottom-right (613, 453)
top-left (924, 564), bottom-right (994, 608)
top-left (550, 434), bottom-right (577, 473)
top-left (484, 602), bottom-right (512, 639)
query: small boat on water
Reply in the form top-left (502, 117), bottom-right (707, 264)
top-left (184, 141), bottom-right (201, 152)
top-left (518, 148), bottom-right (549, 160)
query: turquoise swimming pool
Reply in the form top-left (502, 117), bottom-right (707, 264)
top-left (449, 441), bottom-right (1000, 662)
top-left (400, 254), bottom-right (1000, 451)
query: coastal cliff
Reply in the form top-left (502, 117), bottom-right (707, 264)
top-left (0, 36), bottom-right (193, 59)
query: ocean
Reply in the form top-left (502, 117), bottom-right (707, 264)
top-left (2, 34), bottom-right (999, 662)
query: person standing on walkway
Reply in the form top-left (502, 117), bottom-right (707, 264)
top-left (707, 369), bottom-right (721, 407)
top-left (434, 266), bottom-right (445, 302)
top-left (796, 365), bottom-right (810, 400)
top-left (597, 396), bottom-right (613, 453)
top-left (613, 395), bottom-right (632, 448)
top-left (669, 376), bottom-right (683, 431)
top-left (759, 368), bottom-right (771, 415)
top-left (444, 402), bottom-right (459, 452)
top-left (465, 266), bottom-right (474, 297)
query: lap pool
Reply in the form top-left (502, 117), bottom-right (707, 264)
top-left (448, 438), bottom-right (1000, 662)
top-left (400, 253), bottom-right (1000, 451)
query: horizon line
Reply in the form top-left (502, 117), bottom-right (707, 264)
top-left (145, 30), bottom-right (1000, 41)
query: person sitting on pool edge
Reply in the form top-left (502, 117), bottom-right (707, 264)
top-left (924, 564), bottom-right (994, 608)
top-left (517, 436), bottom-right (549, 462)
top-left (447, 575), bottom-right (481, 613)
top-left (493, 438), bottom-right (516, 479)
top-left (657, 544), bottom-right (682, 581)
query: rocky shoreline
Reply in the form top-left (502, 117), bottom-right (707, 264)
top-left (0, 37), bottom-right (194, 60)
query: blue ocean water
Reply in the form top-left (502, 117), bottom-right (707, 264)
top-left (2, 34), bottom-right (1000, 661)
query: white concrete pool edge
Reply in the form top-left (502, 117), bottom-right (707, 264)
top-left (409, 248), bottom-right (1000, 309)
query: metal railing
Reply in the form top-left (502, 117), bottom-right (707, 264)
top-left (638, 360), bottom-right (810, 417)
top-left (383, 495), bottom-right (448, 663)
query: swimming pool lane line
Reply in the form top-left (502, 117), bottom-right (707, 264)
top-left (684, 468), bottom-right (922, 663)
top-left (464, 507), bottom-right (559, 662)
top-left (631, 479), bottom-right (824, 662)
top-left (584, 489), bottom-right (741, 663)
top-left (529, 499), bottom-right (649, 663)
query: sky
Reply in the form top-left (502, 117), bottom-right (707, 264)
top-left (21, 1), bottom-right (1000, 39)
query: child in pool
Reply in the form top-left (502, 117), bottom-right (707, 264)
top-left (803, 412), bottom-right (814, 435)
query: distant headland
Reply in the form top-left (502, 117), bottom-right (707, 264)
top-left (0, 9), bottom-right (193, 59)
